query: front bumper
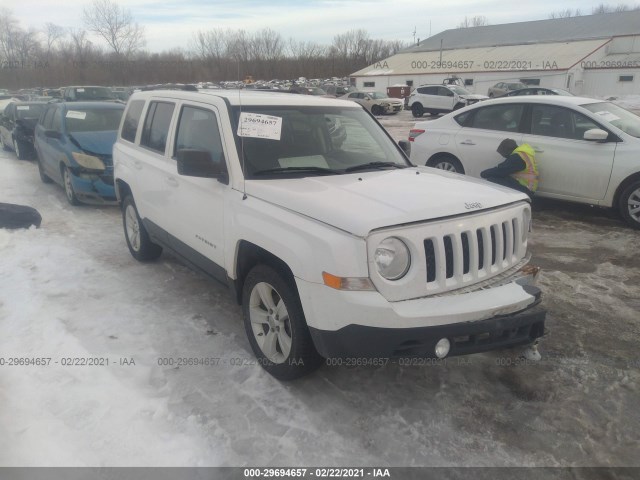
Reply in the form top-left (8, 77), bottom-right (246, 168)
top-left (309, 302), bottom-right (545, 359)
top-left (296, 273), bottom-right (546, 359)
top-left (70, 168), bottom-right (117, 203)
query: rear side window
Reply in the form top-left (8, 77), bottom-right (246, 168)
top-left (174, 106), bottom-right (225, 166)
top-left (141, 101), bottom-right (175, 153)
top-left (121, 100), bottom-right (145, 143)
top-left (469, 104), bottom-right (524, 132)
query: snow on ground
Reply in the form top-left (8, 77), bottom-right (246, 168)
top-left (1, 115), bottom-right (639, 467)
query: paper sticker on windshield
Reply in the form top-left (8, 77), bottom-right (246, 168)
top-left (17, 106), bottom-right (30, 110)
top-left (237, 112), bottom-right (282, 140)
top-left (77, 88), bottom-right (85, 92)
top-left (594, 111), bottom-right (620, 122)
top-left (66, 110), bottom-right (87, 120)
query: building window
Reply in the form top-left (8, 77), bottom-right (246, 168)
top-left (464, 79), bottom-right (474, 86)
top-left (619, 75), bottom-right (634, 82)
top-left (363, 82), bottom-right (375, 88)
top-left (405, 80), bottom-right (413, 87)
top-left (521, 79), bottom-right (540, 86)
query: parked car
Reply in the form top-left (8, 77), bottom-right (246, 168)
top-left (408, 84), bottom-right (488, 117)
top-left (61, 86), bottom-right (117, 102)
top-left (289, 86), bottom-right (331, 96)
top-left (34, 102), bottom-right (125, 204)
top-left (113, 89), bottom-right (546, 380)
top-left (488, 82), bottom-right (528, 97)
top-left (323, 85), bottom-right (356, 97)
top-left (340, 91), bottom-right (403, 115)
top-left (504, 87), bottom-right (574, 97)
top-left (409, 96), bottom-right (640, 229)
top-left (0, 101), bottom-right (48, 159)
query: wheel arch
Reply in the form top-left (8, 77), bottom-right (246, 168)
top-left (115, 179), bottom-right (132, 205)
top-left (612, 171), bottom-right (640, 209)
top-left (232, 240), bottom-right (297, 305)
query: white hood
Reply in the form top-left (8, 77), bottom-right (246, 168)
top-left (245, 167), bottom-right (528, 236)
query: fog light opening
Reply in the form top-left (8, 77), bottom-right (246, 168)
top-left (435, 338), bottom-right (451, 359)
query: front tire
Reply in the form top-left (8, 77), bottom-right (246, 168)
top-left (619, 180), bottom-right (640, 230)
top-left (411, 103), bottom-right (424, 118)
top-left (371, 104), bottom-right (383, 116)
top-left (122, 195), bottom-right (163, 261)
top-left (242, 264), bottom-right (323, 380)
top-left (0, 135), bottom-right (9, 151)
top-left (62, 165), bottom-right (80, 205)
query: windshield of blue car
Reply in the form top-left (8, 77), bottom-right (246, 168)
top-left (232, 106), bottom-right (409, 178)
top-left (15, 104), bottom-right (46, 119)
top-left (64, 107), bottom-right (124, 133)
top-left (581, 102), bottom-right (640, 138)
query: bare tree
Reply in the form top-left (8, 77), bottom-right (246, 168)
top-left (592, 3), bottom-right (640, 13)
top-left (43, 22), bottom-right (66, 58)
top-left (457, 15), bottom-right (490, 28)
top-left (83, 0), bottom-right (145, 57)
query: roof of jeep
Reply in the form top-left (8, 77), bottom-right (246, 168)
top-left (129, 89), bottom-right (359, 108)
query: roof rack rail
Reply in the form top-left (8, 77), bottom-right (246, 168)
top-left (140, 84), bottom-right (198, 92)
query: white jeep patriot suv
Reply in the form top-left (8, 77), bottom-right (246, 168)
top-left (113, 89), bottom-right (546, 380)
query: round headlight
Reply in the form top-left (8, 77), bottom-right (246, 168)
top-left (374, 237), bottom-right (410, 280)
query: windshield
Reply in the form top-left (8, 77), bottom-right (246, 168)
top-left (369, 92), bottom-right (389, 99)
top-left (232, 106), bottom-right (409, 178)
top-left (15, 104), bottom-right (46, 119)
top-left (74, 87), bottom-right (115, 100)
top-left (64, 107), bottom-right (124, 133)
top-left (449, 86), bottom-right (471, 95)
top-left (581, 102), bottom-right (640, 138)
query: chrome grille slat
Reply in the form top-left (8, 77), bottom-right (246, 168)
top-left (424, 214), bottom-right (524, 292)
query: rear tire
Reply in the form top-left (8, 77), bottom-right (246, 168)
top-left (122, 195), bottom-right (163, 261)
top-left (14, 138), bottom-right (28, 160)
top-left (619, 180), bottom-right (640, 230)
top-left (37, 152), bottom-right (52, 183)
top-left (242, 264), bottom-right (323, 380)
top-left (411, 103), bottom-right (424, 118)
top-left (427, 155), bottom-right (465, 174)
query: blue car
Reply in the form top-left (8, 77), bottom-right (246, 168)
top-left (34, 102), bottom-right (125, 205)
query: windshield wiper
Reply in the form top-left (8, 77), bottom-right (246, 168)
top-left (252, 166), bottom-right (341, 176)
top-left (344, 161), bottom-right (408, 173)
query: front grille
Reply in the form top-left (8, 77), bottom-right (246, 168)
top-left (423, 216), bottom-right (522, 291)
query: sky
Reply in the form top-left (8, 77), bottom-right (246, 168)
top-left (1, 0), bottom-right (627, 53)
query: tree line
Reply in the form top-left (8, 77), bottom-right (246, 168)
top-left (0, 1), bottom-right (405, 89)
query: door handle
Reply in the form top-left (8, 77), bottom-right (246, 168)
top-left (166, 176), bottom-right (179, 187)
top-left (460, 140), bottom-right (476, 145)
top-left (533, 147), bottom-right (544, 153)
top-left (133, 160), bottom-right (143, 170)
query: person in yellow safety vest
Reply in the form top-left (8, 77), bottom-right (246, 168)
top-left (480, 138), bottom-right (539, 198)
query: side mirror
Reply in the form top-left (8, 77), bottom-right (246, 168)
top-left (44, 130), bottom-right (61, 139)
top-left (583, 129), bottom-right (609, 141)
top-left (177, 149), bottom-right (226, 179)
top-left (398, 140), bottom-right (411, 156)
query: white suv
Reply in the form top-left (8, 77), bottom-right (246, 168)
top-left (114, 90), bottom-right (546, 380)
top-left (408, 84), bottom-right (488, 118)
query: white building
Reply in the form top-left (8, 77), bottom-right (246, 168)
top-left (351, 11), bottom-right (640, 97)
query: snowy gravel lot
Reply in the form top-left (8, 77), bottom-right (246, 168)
top-left (1, 110), bottom-right (639, 467)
